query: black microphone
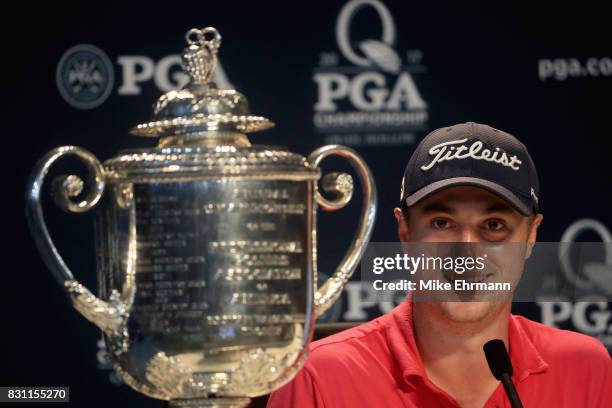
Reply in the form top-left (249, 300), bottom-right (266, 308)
top-left (483, 339), bottom-right (524, 408)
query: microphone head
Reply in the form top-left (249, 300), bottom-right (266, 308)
top-left (483, 339), bottom-right (513, 380)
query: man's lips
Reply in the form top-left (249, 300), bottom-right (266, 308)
top-left (441, 270), bottom-right (494, 284)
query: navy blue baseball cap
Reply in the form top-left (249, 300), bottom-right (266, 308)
top-left (400, 122), bottom-right (540, 215)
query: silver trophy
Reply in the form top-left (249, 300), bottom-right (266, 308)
top-left (26, 27), bottom-right (377, 407)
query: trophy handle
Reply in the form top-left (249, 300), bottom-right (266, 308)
top-left (25, 146), bottom-right (125, 334)
top-left (308, 145), bottom-right (377, 317)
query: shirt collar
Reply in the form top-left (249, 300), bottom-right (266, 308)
top-left (386, 299), bottom-right (427, 384)
top-left (385, 300), bottom-right (549, 386)
top-left (507, 314), bottom-right (549, 381)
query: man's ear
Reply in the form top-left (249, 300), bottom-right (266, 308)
top-left (394, 207), bottom-right (409, 242)
top-left (525, 213), bottom-right (543, 258)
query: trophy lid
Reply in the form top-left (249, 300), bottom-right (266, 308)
top-left (130, 27), bottom-right (274, 147)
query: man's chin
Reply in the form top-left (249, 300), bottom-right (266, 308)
top-left (436, 301), bottom-right (502, 324)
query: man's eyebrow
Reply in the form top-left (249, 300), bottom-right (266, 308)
top-left (421, 203), bottom-right (456, 214)
top-left (483, 203), bottom-right (516, 214)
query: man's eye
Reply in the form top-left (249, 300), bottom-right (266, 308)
top-left (431, 219), bottom-right (451, 230)
top-left (485, 220), bottom-right (505, 231)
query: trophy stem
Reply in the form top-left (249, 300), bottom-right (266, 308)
top-left (168, 398), bottom-right (251, 408)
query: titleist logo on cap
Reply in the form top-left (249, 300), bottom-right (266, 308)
top-left (420, 138), bottom-right (523, 171)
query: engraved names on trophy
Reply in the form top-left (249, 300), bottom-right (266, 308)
top-left (131, 180), bottom-right (310, 349)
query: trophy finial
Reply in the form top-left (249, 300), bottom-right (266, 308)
top-left (131, 25), bottom-right (274, 144)
top-left (182, 27), bottom-right (222, 84)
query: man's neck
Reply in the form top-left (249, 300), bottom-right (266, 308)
top-left (412, 302), bottom-right (512, 408)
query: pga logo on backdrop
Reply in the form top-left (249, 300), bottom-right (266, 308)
top-left (537, 219), bottom-right (612, 348)
top-left (56, 43), bottom-right (232, 110)
top-left (313, 0), bottom-right (429, 146)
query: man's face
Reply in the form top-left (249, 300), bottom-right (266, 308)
top-left (393, 186), bottom-right (543, 324)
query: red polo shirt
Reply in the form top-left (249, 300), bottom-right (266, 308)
top-left (267, 301), bottom-right (612, 407)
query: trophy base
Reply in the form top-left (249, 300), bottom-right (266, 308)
top-left (168, 398), bottom-right (251, 408)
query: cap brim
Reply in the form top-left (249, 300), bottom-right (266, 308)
top-left (404, 176), bottom-right (534, 216)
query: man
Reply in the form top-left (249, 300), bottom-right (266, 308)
top-left (267, 122), bottom-right (612, 407)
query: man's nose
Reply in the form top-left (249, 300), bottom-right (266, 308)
top-left (459, 226), bottom-right (480, 243)
top-left (452, 227), bottom-right (481, 259)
